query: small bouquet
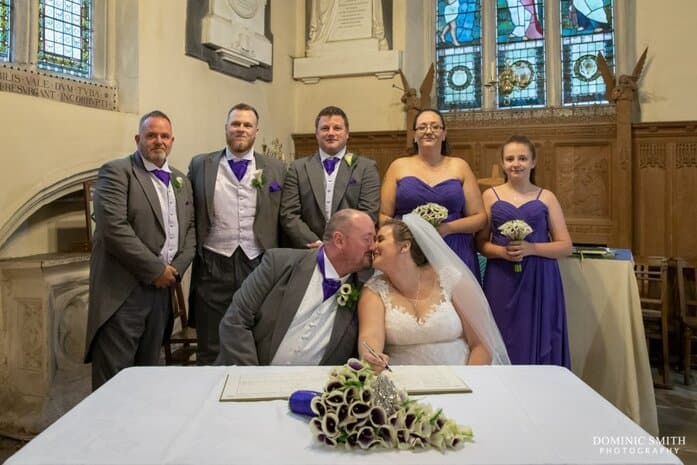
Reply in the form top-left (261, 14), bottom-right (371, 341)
top-left (497, 219), bottom-right (533, 272)
top-left (412, 203), bottom-right (448, 227)
top-left (303, 359), bottom-right (472, 451)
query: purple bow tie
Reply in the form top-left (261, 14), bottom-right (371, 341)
top-left (317, 248), bottom-right (341, 301)
top-left (322, 157), bottom-right (340, 175)
top-left (151, 169), bottom-right (170, 186)
top-left (228, 158), bottom-right (250, 181)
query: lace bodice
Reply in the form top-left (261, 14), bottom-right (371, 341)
top-left (365, 273), bottom-right (470, 365)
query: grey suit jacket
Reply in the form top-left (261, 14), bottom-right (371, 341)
top-left (279, 152), bottom-right (380, 248)
top-left (188, 150), bottom-right (286, 254)
top-left (216, 248), bottom-right (359, 366)
top-left (84, 153), bottom-right (196, 362)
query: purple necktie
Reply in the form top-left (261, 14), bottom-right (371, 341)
top-left (317, 248), bottom-right (341, 301)
top-left (228, 158), bottom-right (250, 181)
top-left (151, 169), bottom-right (170, 186)
top-left (322, 157), bottom-right (340, 175)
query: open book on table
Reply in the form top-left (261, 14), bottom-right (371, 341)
top-left (220, 365), bottom-right (471, 402)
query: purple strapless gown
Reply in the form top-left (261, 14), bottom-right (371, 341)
top-left (394, 176), bottom-right (481, 282)
top-left (482, 194), bottom-right (570, 367)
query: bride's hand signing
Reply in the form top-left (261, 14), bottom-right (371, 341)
top-left (364, 350), bottom-right (391, 373)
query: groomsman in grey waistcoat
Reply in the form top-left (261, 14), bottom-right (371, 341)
top-left (280, 106), bottom-right (380, 249)
top-left (217, 209), bottom-right (376, 366)
top-left (188, 103), bottom-right (286, 365)
top-left (84, 110), bottom-right (196, 390)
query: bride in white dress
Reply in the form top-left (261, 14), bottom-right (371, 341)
top-left (358, 213), bottom-right (509, 371)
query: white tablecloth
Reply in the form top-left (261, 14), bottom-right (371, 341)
top-left (7, 366), bottom-right (681, 465)
top-left (559, 257), bottom-right (658, 435)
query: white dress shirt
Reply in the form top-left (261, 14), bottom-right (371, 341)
top-left (204, 148), bottom-right (262, 259)
top-left (319, 147), bottom-right (346, 222)
top-left (141, 156), bottom-right (179, 265)
top-left (271, 254), bottom-right (349, 365)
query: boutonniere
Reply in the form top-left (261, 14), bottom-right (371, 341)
top-left (251, 169), bottom-right (265, 189)
top-left (336, 283), bottom-right (359, 311)
top-left (344, 152), bottom-right (355, 167)
top-left (172, 176), bottom-right (184, 191)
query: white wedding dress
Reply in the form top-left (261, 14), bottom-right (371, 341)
top-left (365, 273), bottom-right (470, 365)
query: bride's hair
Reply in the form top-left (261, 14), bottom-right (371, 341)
top-left (383, 219), bottom-right (428, 266)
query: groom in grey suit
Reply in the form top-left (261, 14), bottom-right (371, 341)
top-left (217, 209), bottom-right (376, 366)
top-left (188, 103), bottom-right (286, 364)
top-left (84, 111), bottom-right (196, 390)
top-left (280, 106), bottom-right (380, 249)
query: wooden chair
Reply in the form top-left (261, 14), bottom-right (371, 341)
top-left (164, 282), bottom-right (198, 365)
top-left (676, 258), bottom-right (697, 385)
top-left (634, 256), bottom-right (672, 388)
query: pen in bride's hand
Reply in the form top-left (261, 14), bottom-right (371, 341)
top-left (362, 341), bottom-right (392, 372)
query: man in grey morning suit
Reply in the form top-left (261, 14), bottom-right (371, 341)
top-left (280, 106), bottom-right (380, 249)
top-left (216, 209), bottom-right (376, 366)
top-left (188, 103), bottom-right (286, 364)
top-left (85, 111), bottom-right (196, 390)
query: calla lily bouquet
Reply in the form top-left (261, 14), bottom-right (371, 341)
top-left (308, 359), bottom-right (472, 451)
top-left (412, 203), bottom-right (448, 227)
top-left (498, 219), bottom-right (533, 272)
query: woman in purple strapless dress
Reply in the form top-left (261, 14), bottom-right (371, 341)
top-left (380, 109), bottom-right (486, 281)
top-left (478, 135), bottom-right (572, 367)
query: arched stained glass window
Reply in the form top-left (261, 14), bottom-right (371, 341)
top-left (0, 0), bottom-right (10, 62)
top-left (37, 0), bottom-right (91, 78)
top-left (434, 0), bottom-right (616, 111)
top-left (561, 0), bottom-right (614, 105)
top-left (436, 0), bottom-right (482, 110)
top-left (496, 0), bottom-right (546, 108)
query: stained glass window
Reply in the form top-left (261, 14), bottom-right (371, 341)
top-left (0, 0), bottom-right (10, 62)
top-left (561, 0), bottom-right (614, 105)
top-left (495, 0), bottom-right (546, 108)
top-left (37, 0), bottom-right (91, 78)
top-left (436, 0), bottom-right (482, 110)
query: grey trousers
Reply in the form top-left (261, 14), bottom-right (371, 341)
top-left (191, 247), bottom-right (261, 365)
top-left (90, 284), bottom-right (170, 390)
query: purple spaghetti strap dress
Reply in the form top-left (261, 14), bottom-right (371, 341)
top-left (394, 176), bottom-right (481, 282)
top-left (483, 188), bottom-right (570, 367)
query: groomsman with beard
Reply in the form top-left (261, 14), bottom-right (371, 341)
top-left (188, 103), bottom-right (286, 364)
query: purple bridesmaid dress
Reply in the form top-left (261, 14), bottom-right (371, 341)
top-left (394, 176), bottom-right (482, 282)
top-left (482, 188), bottom-right (570, 367)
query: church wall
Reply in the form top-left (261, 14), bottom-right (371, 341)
top-left (633, 0), bottom-right (697, 123)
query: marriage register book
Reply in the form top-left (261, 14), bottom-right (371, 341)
top-left (219, 365), bottom-right (471, 401)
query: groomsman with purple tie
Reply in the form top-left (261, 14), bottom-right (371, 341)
top-left (280, 106), bottom-right (380, 249)
top-left (84, 111), bottom-right (196, 390)
top-left (188, 103), bottom-right (286, 365)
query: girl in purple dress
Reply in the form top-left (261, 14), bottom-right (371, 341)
top-left (380, 109), bottom-right (486, 281)
top-left (478, 135), bottom-right (572, 367)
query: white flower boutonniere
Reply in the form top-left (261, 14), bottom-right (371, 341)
top-left (336, 283), bottom-right (359, 311)
top-left (344, 152), bottom-right (355, 167)
top-left (251, 169), bottom-right (265, 189)
top-left (172, 176), bottom-right (184, 191)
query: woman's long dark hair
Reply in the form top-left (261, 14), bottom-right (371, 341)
top-left (409, 108), bottom-right (451, 156)
top-left (501, 134), bottom-right (536, 184)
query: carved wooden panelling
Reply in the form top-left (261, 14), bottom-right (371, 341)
top-left (638, 143), bottom-right (666, 169)
top-left (555, 144), bottom-right (610, 218)
top-left (675, 143), bottom-right (697, 168)
top-left (633, 122), bottom-right (697, 259)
